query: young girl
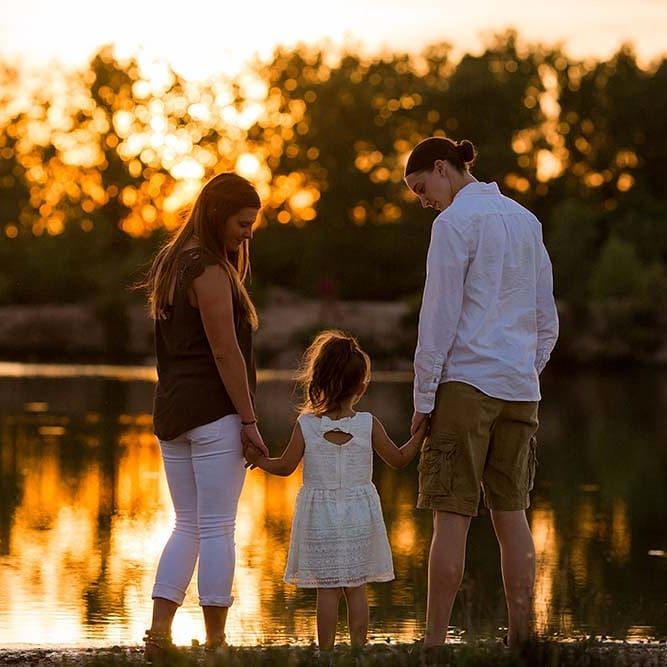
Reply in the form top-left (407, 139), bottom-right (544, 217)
top-left (245, 330), bottom-right (428, 656)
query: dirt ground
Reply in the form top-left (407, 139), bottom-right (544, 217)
top-left (1, 641), bottom-right (667, 666)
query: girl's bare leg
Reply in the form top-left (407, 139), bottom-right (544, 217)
top-left (316, 588), bottom-right (343, 650)
top-left (343, 585), bottom-right (368, 648)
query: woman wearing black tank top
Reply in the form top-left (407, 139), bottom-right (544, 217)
top-left (140, 172), bottom-right (268, 659)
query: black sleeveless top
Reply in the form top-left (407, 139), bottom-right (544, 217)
top-left (152, 248), bottom-right (256, 441)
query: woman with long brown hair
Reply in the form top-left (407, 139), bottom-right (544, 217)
top-left (142, 172), bottom-right (268, 659)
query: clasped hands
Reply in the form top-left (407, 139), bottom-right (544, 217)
top-left (241, 424), bottom-right (267, 469)
top-left (411, 411), bottom-right (430, 436)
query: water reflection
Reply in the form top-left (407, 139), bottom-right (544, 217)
top-left (532, 504), bottom-right (558, 635)
top-left (0, 369), bottom-right (666, 646)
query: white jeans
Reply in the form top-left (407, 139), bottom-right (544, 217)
top-left (152, 414), bottom-right (246, 607)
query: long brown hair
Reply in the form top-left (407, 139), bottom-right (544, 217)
top-left (296, 330), bottom-right (371, 416)
top-left (144, 172), bottom-right (261, 328)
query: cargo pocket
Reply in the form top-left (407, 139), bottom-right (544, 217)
top-left (418, 436), bottom-right (458, 495)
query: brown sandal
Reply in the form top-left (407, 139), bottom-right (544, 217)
top-left (143, 629), bottom-right (176, 664)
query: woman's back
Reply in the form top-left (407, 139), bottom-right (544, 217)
top-left (153, 247), bottom-right (255, 440)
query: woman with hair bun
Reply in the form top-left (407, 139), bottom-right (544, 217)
top-left (404, 137), bottom-right (559, 657)
top-left (404, 137), bottom-right (478, 212)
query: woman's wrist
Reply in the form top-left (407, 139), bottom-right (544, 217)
top-left (241, 418), bottom-right (257, 426)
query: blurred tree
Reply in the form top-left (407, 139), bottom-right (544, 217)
top-left (0, 36), bottom-right (665, 361)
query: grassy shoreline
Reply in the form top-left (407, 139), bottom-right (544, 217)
top-left (1, 641), bottom-right (667, 666)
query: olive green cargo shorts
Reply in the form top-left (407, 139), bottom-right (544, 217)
top-left (417, 381), bottom-right (539, 516)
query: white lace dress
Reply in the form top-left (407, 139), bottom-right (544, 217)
top-left (284, 411), bottom-right (395, 588)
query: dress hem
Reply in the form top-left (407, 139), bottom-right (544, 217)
top-left (283, 572), bottom-right (395, 588)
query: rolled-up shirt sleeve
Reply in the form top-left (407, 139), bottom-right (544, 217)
top-left (413, 219), bottom-right (469, 414)
top-left (535, 244), bottom-right (559, 374)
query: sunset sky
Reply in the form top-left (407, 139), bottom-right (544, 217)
top-left (1, 0), bottom-right (666, 80)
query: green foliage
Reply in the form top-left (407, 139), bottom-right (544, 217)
top-left (589, 237), bottom-right (645, 301)
top-left (1, 35), bottom-right (666, 361)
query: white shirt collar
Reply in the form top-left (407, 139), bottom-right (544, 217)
top-left (453, 181), bottom-right (500, 202)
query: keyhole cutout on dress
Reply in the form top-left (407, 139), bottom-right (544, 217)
top-left (323, 430), bottom-right (353, 446)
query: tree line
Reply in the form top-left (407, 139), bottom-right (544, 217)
top-left (1, 31), bottom-right (666, 360)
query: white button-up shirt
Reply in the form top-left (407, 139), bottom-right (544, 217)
top-left (413, 181), bottom-right (559, 413)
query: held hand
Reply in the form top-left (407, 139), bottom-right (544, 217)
top-left (416, 414), bottom-right (430, 440)
top-left (241, 422), bottom-right (269, 458)
top-left (411, 410), bottom-right (429, 436)
top-left (241, 428), bottom-right (266, 470)
top-left (244, 445), bottom-right (264, 469)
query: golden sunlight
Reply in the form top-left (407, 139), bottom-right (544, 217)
top-left (236, 153), bottom-right (262, 180)
top-left (531, 505), bottom-right (558, 635)
top-left (0, 415), bottom-right (328, 645)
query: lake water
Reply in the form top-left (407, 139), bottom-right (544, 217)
top-left (0, 365), bottom-right (665, 647)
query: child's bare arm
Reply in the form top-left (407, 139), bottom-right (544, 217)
top-left (372, 416), bottom-right (428, 469)
top-left (246, 422), bottom-right (305, 476)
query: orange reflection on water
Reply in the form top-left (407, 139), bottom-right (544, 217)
top-left (1, 415), bottom-right (367, 646)
top-left (2, 439), bottom-right (106, 643)
top-left (388, 478), bottom-right (418, 558)
top-left (531, 504), bottom-right (558, 635)
top-left (611, 497), bottom-right (631, 566)
top-left (229, 465), bottom-right (305, 644)
top-left (571, 496), bottom-right (596, 589)
top-left (5, 407), bottom-right (643, 646)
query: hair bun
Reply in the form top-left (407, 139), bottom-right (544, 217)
top-left (457, 140), bottom-right (476, 164)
